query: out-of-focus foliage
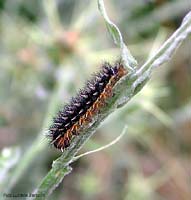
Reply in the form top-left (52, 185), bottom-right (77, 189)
top-left (0, 0), bottom-right (191, 200)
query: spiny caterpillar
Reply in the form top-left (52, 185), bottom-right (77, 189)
top-left (48, 61), bottom-right (127, 152)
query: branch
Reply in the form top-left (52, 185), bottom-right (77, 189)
top-left (72, 125), bottom-right (127, 162)
top-left (136, 11), bottom-right (191, 75)
top-left (33, 2), bottom-right (191, 199)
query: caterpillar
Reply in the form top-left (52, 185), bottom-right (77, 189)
top-left (48, 61), bottom-right (127, 152)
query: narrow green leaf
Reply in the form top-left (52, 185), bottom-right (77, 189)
top-left (98, 0), bottom-right (138, 71)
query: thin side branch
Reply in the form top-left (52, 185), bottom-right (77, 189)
top-left (72, 125), bottom-right (127, 162)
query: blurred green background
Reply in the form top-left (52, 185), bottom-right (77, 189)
top-left (0, 0), bottom-right (191, 199)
